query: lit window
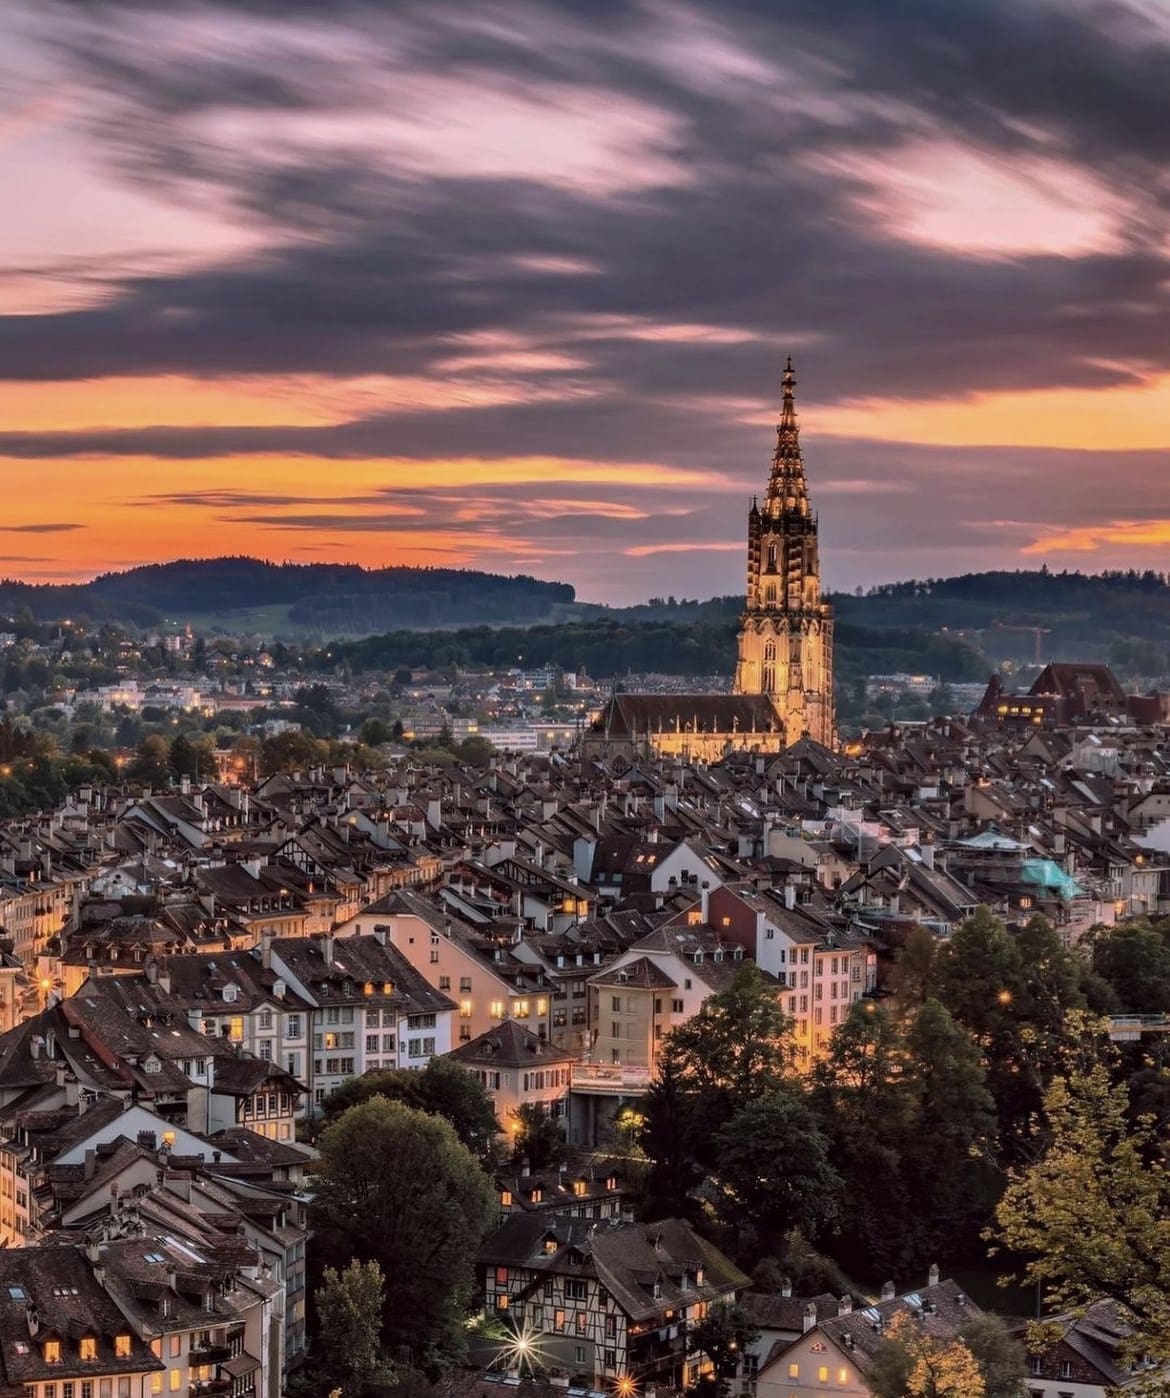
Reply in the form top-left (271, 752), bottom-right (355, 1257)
top-left (45, 1341), bottom-right (62, 1364)
top-left (460, 1000), bottom-right (473, 1019)
top-left (817, 1367), bottom-right (828, 1382)
top-left (115, 1336), bottom-right (132, 1359)
top-left (787, 1363), bottom-right (798, 1379)
top-left (169, 1370), bottom-right (182, 1392)
top-left (838, 1368), bottom-right (849, 1383)
top-left (490, 1001), bottom-right (505, 1019)
top-left (496, 1295), bottom-right (509, 1310)
top-left (79, 1338), bottom-right (97, 1361)
top-left (161, 1131), bottom-right (175, 1149)
top-left (500, 1191), bottom-right (513, 1207)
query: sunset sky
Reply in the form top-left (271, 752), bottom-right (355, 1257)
top-left (2, 0), bottom-right (1170, 604)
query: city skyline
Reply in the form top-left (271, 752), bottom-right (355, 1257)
top-left (3, 0), bottom-right (1170, 603)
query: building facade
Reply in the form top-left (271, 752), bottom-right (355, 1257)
top-left (734, 358), bottom-right (835, 748)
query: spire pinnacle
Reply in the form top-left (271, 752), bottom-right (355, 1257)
top-left (766, 355), bottom-right (809, 518)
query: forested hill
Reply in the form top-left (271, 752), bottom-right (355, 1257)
top-left (0, 558), bottom-right (575, 630)
top-left (834, 568), bottom-right (1170, 669)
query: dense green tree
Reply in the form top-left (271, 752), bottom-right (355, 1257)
top-left (128, 733), bottom-right (171, 786)
top-left (314, 1259), bottom-right (392, 1392)
top-left (689, 1304), bottom-right (760, 1398)
top-left (1090, 920), bottom-right (1170, 1013)
top-left (639, 1056), bottom-right (704, 1219)
top-left (958, 1315), bottom-right (1027, 1398)
top-left (711, 1088), bottom-right (842, 1258)
top-left (995, 1065), bottom-right (1170, 1370)
top-left (887, 924), bottom-right (941, 1017)
top-left (810, 1003), bottom-right (915, 1278)
top-left (509, 1102), bottom-right (567, 1170)
top-left (321, 1057), bottom-right (499, 1163)
top-left (656, 963), bottom-right (794, 1149)
top-left (311, 1097), bottom-right (496, 1371)
top-left (900, 999), bottom-right (998, 1262)
top-left (359, 717), bottom-right (391, 747)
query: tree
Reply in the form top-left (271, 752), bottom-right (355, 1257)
top-left (1090, 920), bottom-right (1170, 1013)
top-left (509, 1102), bottom-right (567, 1170)
top-left (311, 1097), bottom-right (496, 1371)
top-left (320, 1057), bottom-right (500, 1164)
top-left (958, 1315), bottom-right (1027, 1398)
top-left (639, 1056), bottom-right (704, 1219)
top-left (810, 1003), bottom-right (916, 1278)
top-left (314, 1259), bottom-right (392, 1393)
top-left (654, 964), bottom-right (794, 1164)
top-left (888, 924), bottom-right (940, 1017)
top-left (359, 717), bottom-right (391, 747)
top-left (900, 999), bottom-right (998, 1263)
top-left (129, 733), bottom-right (171, 786)
top-left (689, 1303), bottom-right (759, 1398)
top-left (712, 1088), bottom-right (842, 1259)
top-left (868, 1311), bottom-right (986, 1398)
top-left (995, 1065), bottom-right (1170, 1370)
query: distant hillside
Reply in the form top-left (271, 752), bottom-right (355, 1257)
top-left (0, 557), bottom-right (575, 632)
top-left (833, 568), bottom-right (1170, 672)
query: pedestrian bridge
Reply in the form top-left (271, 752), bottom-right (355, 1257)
top-left (570, 1063), bottom-right (652, 1095)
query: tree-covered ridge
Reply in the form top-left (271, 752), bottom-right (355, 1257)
top-left (0, 556), bottom-right (574, 628)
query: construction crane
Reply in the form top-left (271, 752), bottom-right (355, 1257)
top-left (991, 621), bottom-right (1052, 666)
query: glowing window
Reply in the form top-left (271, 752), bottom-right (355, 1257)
top-left (45, 1341), bottom-right (61, 1364)
top-left (817, 1367), bottom-right (828, 1382)
top-left (115, 1336), bottom-right (132, 1359)
top-left (79, 1339), bottom-right (97, 1361)
top-left (787, 1363), bottom-right (798, 1379)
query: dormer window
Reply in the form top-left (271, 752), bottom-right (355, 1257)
top-left (363, 982), bottom-right (374, 996)
top-left (115, 1335), bottom-right (132, 1358)
top-left (79, 1337), bottom-right (97, 1361)
top-left (44, 1341), bottom-right (61, 1364)
top-left (695, 1266), bottom-right (704, 1285)
top-left (543, 1235), bottom-right (557, 1254)
top-left (222, 983), bottom-right (238, 1003)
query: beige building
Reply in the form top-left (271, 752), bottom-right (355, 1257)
top-left (449, 1019), bottom-right (574, 1135)
top-left (734, 358), bottom-right (835, 748)
top-left (338, 890), bottom-right (553, 1044)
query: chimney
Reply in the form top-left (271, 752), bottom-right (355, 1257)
top-left (802, 1303), bottom-right (817, 1334)
top-left (84, 1149), bottom-right (96, 1180)
top-left (920, 839), bottom-right (935, 870)
top-left (784, 883), bottom-right (796, 911)
top-left (321, 936), bottom-right (335, 967)
top-left (880, 1281), bottom-right (896, 1301)
top-left (927, 1263), bottom-right (940, 1289)
top-left (839, 1294), bottom-right (852, 1316)
top-left (780, 1278), bottom-right (792, 1299)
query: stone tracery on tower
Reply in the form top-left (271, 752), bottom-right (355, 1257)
top-left (734, 358), bottom-right (836, 747)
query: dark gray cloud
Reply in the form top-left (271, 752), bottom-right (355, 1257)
top-left (5, 0), bottom-right (1170, 595)
top-left (0, 522), bottom-right (86, 533)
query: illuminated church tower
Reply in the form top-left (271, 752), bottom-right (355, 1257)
top-left (734, 358), bottom-right (836, 747)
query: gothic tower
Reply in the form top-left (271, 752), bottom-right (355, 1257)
top-left (733, 358), bottom-right (836, 747)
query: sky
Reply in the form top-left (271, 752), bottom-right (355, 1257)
top-left (1, 0), bottom-right (1170, 605)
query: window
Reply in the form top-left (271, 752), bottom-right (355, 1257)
top-left (1058, 1362), bottom-right (1073, 1379)
top-left (500, 1191), bottom-right (513, 1206)
top-left (817, 1367), bottom-right (829, 1383)
top-left (228, 1016), bottom-right (244, 1042)
top-left (44, 1385), bottom-right (55, 1398)
top-left (838, 1369), bottom-right (849, 1384)
top-left (611, 995), bottom-right (622, 1011)
top-left (114, 1335), bottom-right (131, 1360)
top-left (554, 1310), bottom-right (566, 1330)
top-left (150, 1377), bottom-right (162, 1397)
top-left (81, 1384), bottom-right (93, 1398)
top-left (44, 1342), bottom-right (61, 1365)
top-left (787, 1363), bottom-right (798, 1379)
top-left (496, 1295), bottom-right (509, 1310)
top-left (439, 976), bottom-right (451, 990)
top-left (430, 949), bottom-right (439, 964)
top-left (286, 1015), bottom-right (302, 1038)
top-left (169, 1338), bottom-right (182, 1359)
top-left (168, 1372), bottom-right (182, 1393)
top-left (490, 1000), bottom-right (505, 1019)
top-left (382, 1034), bottom-right (396, 1053)
top-left (565, 1279), bottom-right (588, 1300)
top-left (460, 977), bottom-right (472, 992)
top-left (495, 1267), bottom-right (509, 1285)
top-left (366, 1035), bottom-right (379, 1054)
top-left (79, 1338), bottom-right (97, 1361)
top-left (671, 998), bottom-right (684, 1013)
top-left (603, 1350), bottom-right (616, 1368)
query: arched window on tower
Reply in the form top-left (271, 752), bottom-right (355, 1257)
top-left (766, 541), bottom-right (778, 573)
top-left (764, 583), bottom-right (776, 605)
top-left (762, 640), bottom-right (776, 693)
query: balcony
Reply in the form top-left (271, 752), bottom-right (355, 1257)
top-left (190, 1343), bottom-right (232, 1366)
top-left (188, 1381), bottom-right (230, 1397)
top-left (570, 1063), bottom-right (652, 1096)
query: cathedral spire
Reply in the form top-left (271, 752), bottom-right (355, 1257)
top-left (765, 355), bottom-right (810, 519)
